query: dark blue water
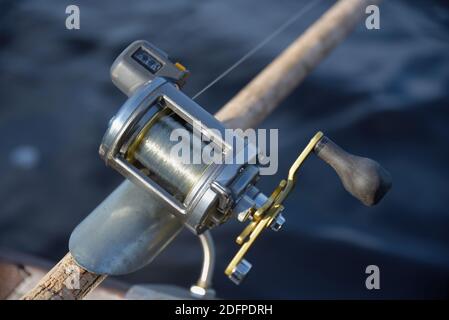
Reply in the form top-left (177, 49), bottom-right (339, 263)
top-left (1, 0), bottom-right (448, 298)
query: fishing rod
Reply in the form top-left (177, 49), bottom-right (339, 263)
top-left (23, 0), bottom-right (386, 300)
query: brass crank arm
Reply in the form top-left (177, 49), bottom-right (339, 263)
top-left (225, 131), bottom-right (324, 280)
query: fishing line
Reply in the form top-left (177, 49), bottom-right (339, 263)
top-left (192, 0), bottom-right (325, 100)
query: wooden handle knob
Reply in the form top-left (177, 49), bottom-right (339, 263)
top-left (314, 136), bottom-right (392, 206)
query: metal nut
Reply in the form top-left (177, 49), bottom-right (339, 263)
top-left (269, 213), bottom-right (286, 232)
top-left (228, 259), bottom-right (252, 285)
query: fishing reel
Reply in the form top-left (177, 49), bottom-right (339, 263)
top-left (70, 41), bottom-right (391, 285)
top-left (101, 41), bottom-right (266, 237)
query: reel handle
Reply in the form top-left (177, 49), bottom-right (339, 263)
top-left (314, 136), bottom-right (392, 206)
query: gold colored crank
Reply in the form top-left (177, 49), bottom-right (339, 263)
top-left (225, 131), bottom-right (324, 280)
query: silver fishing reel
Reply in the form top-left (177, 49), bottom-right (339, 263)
top-left (70, 40), bottom-right (275, 284)
top-left (70, 40), bottom-right (391, 286)
top-left (100, 40), bottom-right (269, 235)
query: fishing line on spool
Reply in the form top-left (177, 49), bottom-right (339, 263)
top-left (192, 0), bottom-right (325, 100)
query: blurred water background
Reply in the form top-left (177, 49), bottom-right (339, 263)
top-left (0, 0), bottom-right (448, 298)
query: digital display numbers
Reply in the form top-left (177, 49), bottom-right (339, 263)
top-left (132, 47), bottom-right (163, 74)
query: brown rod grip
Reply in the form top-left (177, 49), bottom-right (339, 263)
top-left (314, 136), bottom-right (392, 206)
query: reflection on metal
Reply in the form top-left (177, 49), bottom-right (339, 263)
top-left (190, 231), bottom-right (216, 299)
top-left (69, 181), bottom-right (183, 275)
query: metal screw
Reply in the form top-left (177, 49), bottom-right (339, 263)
top-left (229, 259), bottom-right (252, 285)
top-left (269, 213), bottom-right (286, 232)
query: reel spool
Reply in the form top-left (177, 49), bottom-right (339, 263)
top-left (70, 41), bottom-right (392, 284)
